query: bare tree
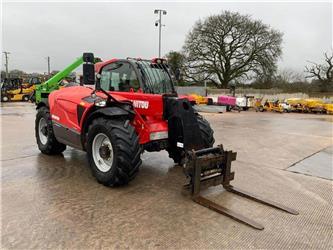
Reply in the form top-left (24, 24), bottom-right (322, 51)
top-left (9, 69), bottom-right (25, 78)
top-left (183, 11), bottom-right (283, 88)
top-left (305, 52), bottom-right (333, 84)
top-left (276, 68), bottom-right (305, 83)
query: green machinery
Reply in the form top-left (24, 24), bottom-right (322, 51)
top-left (35, 56), bottom-right (84, 105)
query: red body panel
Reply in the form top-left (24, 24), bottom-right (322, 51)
top-left (49, 86), bottom-right (168, 145)
top-left (49, 86), bottom-right (94, 132)
top-left (109, 91), bottom-right (167, 144)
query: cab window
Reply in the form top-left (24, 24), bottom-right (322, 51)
top-left (100, 62), bottom-right (140, 91)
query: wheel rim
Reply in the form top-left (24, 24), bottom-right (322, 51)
top-left (3, 96), bottom-right (8, 102)
top-left (92, 133), bottom-right (114, 172)
top-left (38, 117), bottom-right (48, 145)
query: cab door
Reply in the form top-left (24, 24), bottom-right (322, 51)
top-left (99, 61), bottom-right (166, 144)
top-left (99, 61), bottom-right (165, 117)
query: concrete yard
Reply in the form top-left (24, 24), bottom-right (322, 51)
top-left (1, 102), bottom-right (333, 249)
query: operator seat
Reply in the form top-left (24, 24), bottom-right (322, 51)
top-left (119, 79), bottom-right (130, 92)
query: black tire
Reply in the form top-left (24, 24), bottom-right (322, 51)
top-left (1, 95), bottom-right (9, 102)
top-left (23, 95), bottom-right (29, 101)
top-left (197, 114), bottom-right (215, 146)
top-left (35, 107), bottom-right (67, 154)
top-left (86, 117), bottom-right (142, 186)
top-left (167, 114), bottom-right (215, 164)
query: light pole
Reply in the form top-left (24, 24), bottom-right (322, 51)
top-left (154, 9), bottom-right (167, 58)
top-left (46, 56), bottom-right (50, 75)
top-left (2, 51), bottom-right (10, 78)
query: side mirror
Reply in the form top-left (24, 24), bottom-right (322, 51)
top-left (82, 52), bottom-right (95, 85)
top-left (83, 64), bottom-right (95, 85)
top-left (83, 53), bottom-right (94, 63)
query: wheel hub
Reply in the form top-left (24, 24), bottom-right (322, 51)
top-left (41, 126), bottom-right (48, 136)
top-left (92, 133), bottom-right (114, 172)
top-left (99, 145), bottom-right (111, 160)
top-left (38, 117), bottom-right (48, 145)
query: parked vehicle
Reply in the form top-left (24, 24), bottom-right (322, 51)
top-left (33, 53), bottom-right (298, 230)
top-left (325, 103), bottom-right (333, 114)
top-left (259, 100), bottom-right (284, 113)
top-left (1, 78), bottom-right (36, 102)
top-left (236, 95), bottom-right (254, 111)
top-left (189, 93), bottom-right (208, 105)
top-left (280, 101), bottom-right (291, 112)
top-left (217, 95), bottom-right (239, 111)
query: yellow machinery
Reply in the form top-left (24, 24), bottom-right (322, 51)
top-left (303, 99), bottom-right (326, 113)
top-left (286, 98), bottom-right (305, 112)
top-left (257, 99), bottom-right (284, 113)
top-left (8, 85), bottom-right (35, 101)
top-left (324, 103), bottom-right (333, 114)
top-left (1, 78), bottom-right (23, 102)
top-left (189, 93), bottom-right (208, 105)
top-left (286, 98), bottom-right (327, 113)
top-left (1, 77), bottom-right (40, 102)
top-left (254, 97), bottom-right (263, 112)
top-left (263, 100), bottom-right (284, 113)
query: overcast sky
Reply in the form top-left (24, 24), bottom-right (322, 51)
top-left (2, 1), bottom-right (332, 76)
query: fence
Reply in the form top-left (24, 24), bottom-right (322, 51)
top-left (175, 87), bottom-right (333, 102)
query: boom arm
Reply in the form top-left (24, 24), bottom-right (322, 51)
top-left (35, 56), bottom-right (84, 104)
top-left (43, 57), bottom-right (83, 89)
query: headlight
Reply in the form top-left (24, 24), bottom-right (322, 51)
top-left (95, 99), bottom-right (106, 107)
top-left (150, 131), bottom-right (168, 141)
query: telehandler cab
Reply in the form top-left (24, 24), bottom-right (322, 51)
top-left (34, 53), bottom-right (298, 230)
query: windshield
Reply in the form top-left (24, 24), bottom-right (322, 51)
top-left (135, 60), bottom-right (174, 94)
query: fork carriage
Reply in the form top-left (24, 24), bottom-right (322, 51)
top-left (184, 145), bottom-right (298, 230)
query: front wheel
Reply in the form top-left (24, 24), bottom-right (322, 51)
top-left (86, 117), bottom-right (142, 186)
top-left (1, 95), bottom-right (9, 102)
top-left (35, 107), bottom-right (66, 154)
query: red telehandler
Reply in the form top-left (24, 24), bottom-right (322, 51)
top-left (34, 53), bottom-right (298, 229)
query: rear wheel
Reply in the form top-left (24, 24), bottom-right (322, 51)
top-left (23, 95), bottom-right (29, 101)
top-left (35, 107), bottom-right (66, 154)
top-left (167, 114), bottom-right (215, 165)
top-left (86, 117), bottom-right (142, 186)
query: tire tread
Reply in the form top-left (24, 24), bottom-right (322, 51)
top-left (35, 107), bottom-right (66, 155)
top-left (87, 117), bottom-right (141, 186)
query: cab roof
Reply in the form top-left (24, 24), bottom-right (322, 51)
top-left (94, 59), bottom-right (118, 73)
top-left (94, 58), bottom-right (167, 73)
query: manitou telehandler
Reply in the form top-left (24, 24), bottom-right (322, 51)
top-left (34, 53), bottom-right (298, 230)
